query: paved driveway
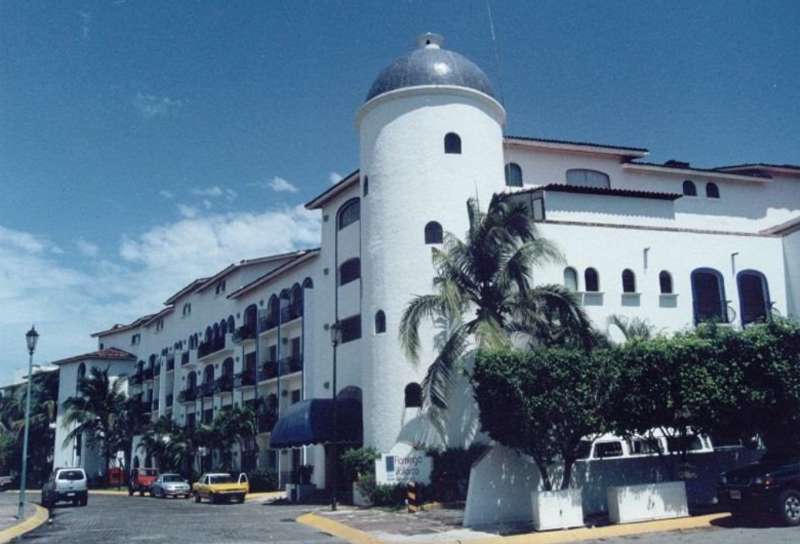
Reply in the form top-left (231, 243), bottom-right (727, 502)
top-left (19, 493), bottom-right (344, 543)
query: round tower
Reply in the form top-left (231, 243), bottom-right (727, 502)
top-left (357, 34), bottom-right (506, 451)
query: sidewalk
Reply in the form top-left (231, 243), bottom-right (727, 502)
top-left (298, 505), bottom-right (731, 544)
top-left (0, 492), bottom-right (48, 543)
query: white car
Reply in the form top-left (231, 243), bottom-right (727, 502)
top-left (150, 473), bottom-right (191, 498)
top-left (41, 468), bottom-right (88, 507)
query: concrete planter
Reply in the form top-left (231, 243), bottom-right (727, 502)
top-left (531, 489), bottom-right (584, 531)
top-left (353, 482), bottom-right (372, 507)
top-left (607, 481), bottom-right (689, 524)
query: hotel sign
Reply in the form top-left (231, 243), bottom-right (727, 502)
top-left (375, 443), bottom-right (432, 485)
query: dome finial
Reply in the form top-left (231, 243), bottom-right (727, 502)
top-left (416, 33), bottom-right (444, 50)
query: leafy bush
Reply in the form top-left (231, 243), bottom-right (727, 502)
top-left (427, 445), bottom-right (487, 502)
top-left (340, 447), bottom-right (380, 483)
top-left (473, 347), bottom-right (617, 490)
top-left (355, 473), bottom-right (414, 507)
top-left (248, 468), bottom-right (278, 492)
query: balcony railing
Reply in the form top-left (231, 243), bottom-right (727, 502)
top-left (166, 394), bottom-right (173, 408)
top-left (200, 382), bottom-right (215, 397)
top-left (259, 360), bottom-right (278, 381)
top-left (257, 411), bottom-right (278, 433)
top-left (179, 388), bottom-right (197, 402)
top-left (259, 315), bottom-right (279, 332)
top-left (280, 305), bottom-right (302, 323)
top-left (234, 371), bottom-right (256, 388)
top-left (202, 409), bottom-right (214, 424)
top-left (144, 368), bottom-right (154, 380)
top-left (257, 356), bottom-right (303, 381)
top-left (281, 355), bottom-right (303, 374)
top-left (214, 374), bottom-right (233, 394)
top-left (233, 325), bottom-right (256, 342)
top-left (181, 351), bottom-right (190, 366)
top-left (197, 336), bottom-right (226, 358)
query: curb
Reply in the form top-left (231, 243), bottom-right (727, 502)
top-left (245, 491), bottom-right (286, 503)
top-left (297, 512), bottom-right (383, 544)
top-left (0, 503), bottom-right (49, 544)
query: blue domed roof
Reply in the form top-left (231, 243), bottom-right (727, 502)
top-left (365, 33), bottom-right (497, 103)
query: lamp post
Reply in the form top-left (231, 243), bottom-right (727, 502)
top-left (17, 326), bottom-right (39, 520)
top-left (329, 321), bottom-right (341, 511)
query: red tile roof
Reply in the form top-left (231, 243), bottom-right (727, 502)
top-left (51, 347), bottom-right (136, 366)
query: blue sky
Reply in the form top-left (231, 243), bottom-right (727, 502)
top-left (1, 0), bottom-right (798, 381)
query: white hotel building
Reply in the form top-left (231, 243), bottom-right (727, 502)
top-left (52, 34), bottom-right (800, 489)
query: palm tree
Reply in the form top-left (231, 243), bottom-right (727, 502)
top-left (107, 396), bottom-right (149, 481)
top-left (211, 406), bottom-right (257, 471)
top-left (62, 366), bottom-right (126, 483)
top-left (400, 196), bottom-right (594, 432)
top-left (138, 417), bottom-right (188, 473)
top-left (608, 315), bottom-right (657, 342)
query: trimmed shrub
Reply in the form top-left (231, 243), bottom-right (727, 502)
top-left (248, 468), bottom-right (278, 492)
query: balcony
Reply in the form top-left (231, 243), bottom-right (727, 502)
top-left (259, 360), bottom-right (278, 381)
top-left (259, 315), bottom-right (278, 332)
top-left (200, 382), bottom-right (215, 397)
top-left (166, 394), bottom-right (173, 408)
top-left (197, 336), bottom-right (227, 359)
top-left (214, 374), bottom-right (234, 394)
top-left (234, 371), bottom-right (256, 388)
top-left (280, 305), bottom-right (302, 323)
top-left (181, 352), bottom-right (190, 366)
top-left (233, 325), bottom-right (256, 342)
top-left (280, 355), bottom-right (303, 374)
top-left (166, 357), bottom-right (175, 372)
top-left (154, 364), bottom-right (161, 377)
top-left (257, 411), bottom-right (278, 433)
top-left (144, 367), bottom-right (154, 381)
top-left (202, 409), bottom-right (214, 425)
top-left (179, 388), bottom-right (197, 403)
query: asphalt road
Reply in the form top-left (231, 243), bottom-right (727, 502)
top-left (584, 516), bottom-right (799, 544)
top-left (18, 493), bottom-right (345, 543)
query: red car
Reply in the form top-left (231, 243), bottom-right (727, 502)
top-left (128, 468), bottom-right (158, 496)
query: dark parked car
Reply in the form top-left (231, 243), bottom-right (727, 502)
top-left (719, 453), bottom-right (800, 526)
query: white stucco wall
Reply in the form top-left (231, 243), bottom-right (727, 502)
top-left (784, 229), bottom-right (800, 319)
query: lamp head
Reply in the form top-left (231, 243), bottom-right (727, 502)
top-left (25, 325), bottom-right (39, 354)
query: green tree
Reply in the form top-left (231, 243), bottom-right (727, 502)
top-left (62, 366), bottom-right (126, 483)
top-left (400, 196), bottom-right (594, 431)
top-left (107, 396), bottom-right (149, 479)
top-left (472, 347), bottom-right (616, 490)
top-left (210, 405), bottom-right (257, 470)
top-left (138, 417), bottom-right (189, 473)
top-left (607, 314), bottom-right (657, 342)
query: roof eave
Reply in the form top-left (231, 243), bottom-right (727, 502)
top-left (622, 162), bottom-right (772, 182)
top-left (504, 136), bottom-right (649, 158)
top-left (305, 170), bottom-right (360, 210)
top-left (227, 250), bottom-right (320, 299)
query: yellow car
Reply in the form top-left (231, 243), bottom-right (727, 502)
top-left (192, 472), bottom-right (249, 504)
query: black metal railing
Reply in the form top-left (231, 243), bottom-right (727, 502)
top-left (200, 382), bottom-right (215, 397)
top-left (197, 336), bottom-right (226, 358)
top-left (214, 374), bottom-right (233, 393)
top-left (259, 360), bottom-right (278, 381)
top-left (234, 372), bottom-right (256, 388)
top-left (181, 351), bottom-right (190, 366)
top-left (259, 315), bottom-right (278, 331)
top-left (280, 305), bottom-right (302, 323)
top-left (179, 388), bottom-right (197, 402)
top-left (233, 325), bottom-right (256, 342)
top-left (281, 355), bottom-right (303, 374)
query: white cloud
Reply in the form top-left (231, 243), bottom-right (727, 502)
top-left (159, 189), bottom-right (174, 199)
top-left (329, 172), bottom-right (343, 185)
top-left (75, 238), bottom-right (99, 257)
top-left (0, 206), bottom-right (321, 383)
top-left (269, 177), bottom-right (298, 193)
top-left (177, 204), bottom-right (199, 218)
top-left (133, 92), bottom-right (182, 119)
top-left (191, 186), bottom-right (237, 201)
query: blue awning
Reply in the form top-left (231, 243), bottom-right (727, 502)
top-left (269, 398), bottom-right (363, 449)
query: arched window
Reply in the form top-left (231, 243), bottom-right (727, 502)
top-left (584, 268), bottom-right (600, 292)
top-left (203, 364), bottom-right (215, 385)
top-left (220, 319), bottom-right (228, 336)
top-left (339, 258), bottom-right (360, 286)
top-left (363, 176), bottom-right (369, 197)
top-left (267, 295), bottom-right (279, 325)
top-left (337, 198), bottom-right (360, 230)
top-left (374, 310), bottom-right (386, 334)
top-left (444, 132), bottom-right (461, 154)
top-left (222, 358), bottom-right (234, 378)
top-left (76, 363), bottom-right (86, 391)
top-left (706, 182), bottom-right (720, 198)
top-left (424, 221), bottom-right (443, 244)
top-left (302, 277), bottom-right (314, 289)
top-left (563, 267), bottom-right (578, 292)
top-left (404, 383), bottom-right (422, 408)
top-left (622, 269), bottom-right (636, 293)
top-left (566, 169), bottom-right (610, 188)
top-left (244, 305), bottom-right (257, 331)
top-left (737, 270), bottom-right (770, 326)
top-left (227, 315), bottom-right (235, 333)
top-left (691, 268), bottom-right (728, 324)
top-left (505, 163), bottom-right (523, 187)
top-left (204, 326), bottom-right (212, 344)
top-left (659, 271), bottom-right (673, 294)
top-left (682, 180), bottom-right (697, 196)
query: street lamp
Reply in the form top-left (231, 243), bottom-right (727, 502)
top-left (329, 321), bottom-right (342, 511)
top-left (17, 326), bottom-right (39, 519)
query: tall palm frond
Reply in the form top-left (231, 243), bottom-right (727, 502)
top-left (608, 314), bottom-right (657, 342)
